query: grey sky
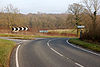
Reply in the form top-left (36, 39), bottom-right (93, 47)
top-left (0, 0), bottom-right (81, 14)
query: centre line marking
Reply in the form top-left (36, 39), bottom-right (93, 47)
top-left (75, 63), bottom-right (84, 67)
top-left (47, 40), bottom-right (64, 57)
top-left (47, 39), bottom-right (84, 67)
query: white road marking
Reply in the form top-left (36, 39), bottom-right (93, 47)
top-left (15, 39), bottom-right (43, 67)
top-left (50, 47), bottom-right (64, 57)
top-left (47, 40), bottom-right (64, 57)
top-left (16, 45), bottom-right (21, 67)
top-left (47, 39), bottom-right (84, 67)
top-left (66, 40), bottom-right (100, 56)
top-left (75, 63), bottom-right (84, 67)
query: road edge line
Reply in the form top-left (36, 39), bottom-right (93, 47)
top-left (16, 45), bottom-right (21, 67)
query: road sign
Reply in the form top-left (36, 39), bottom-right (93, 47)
top-left (12, 27), bottom-right (29, 32)
top-left (17, 27), bottom-right (20, 31)
top-left (77, 26), bottom-right (85, 29)
top-left (21, 27), bottom-right (24, 31)
top-left (39, 30), bottom-right (48, 33)
top-left (25, 27), bottom-right (28, 31)
top-left (12, 27), bottom-right (16, 31)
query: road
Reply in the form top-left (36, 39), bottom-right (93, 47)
top-left (10, 38), bottom-right (100, 67)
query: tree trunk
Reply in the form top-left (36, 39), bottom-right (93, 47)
top-left (92, 11), bottom-right (97, 40)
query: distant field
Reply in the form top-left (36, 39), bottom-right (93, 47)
top-left (43, 29), bottom-right (78, 37)
top-left (48, 29), bottom-right (77, 34)
top-left (0, 39), bottom-right (16, 67)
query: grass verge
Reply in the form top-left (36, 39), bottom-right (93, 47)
top-left (9, 35), bottom-right (69, 40)
top-left (0, 39), bottom-right (16, 67)
top-left (10, 37), bottom-right (35, 40)
top-left (0, 34), bottom-right (31, 37)
top-left (69, 38), bottom-right (100, 52)
top-left (0, 33), bottom-right (77, 39)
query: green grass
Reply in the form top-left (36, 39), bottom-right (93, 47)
top-left (10, 37), bottom-right (35, 40)
top-left (69, 38), bottom-right (100, 52)
top-left (0, 34), bottom-right (32, 37)
top-left (0, 33), bottom-right (66, 38)
top-left (10, 35), bottom-right (70, 40)
top-left (0, 39), bottom-right (16, 67)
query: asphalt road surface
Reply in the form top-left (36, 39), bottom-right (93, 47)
top-left (10, 38), bottom-right (100, 67)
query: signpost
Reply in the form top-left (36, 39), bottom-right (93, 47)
top-left (25, 27), bottom-right (28, 31)
top-left (77, 26), bottom-right (85, 39)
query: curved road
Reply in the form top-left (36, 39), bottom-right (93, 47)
top-left (10, 38), bottom-right (100, 67)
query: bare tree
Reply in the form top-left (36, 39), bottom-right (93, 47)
top-left (83, 0), bottom-right (100, 39)
top-left (3, 4), bottom-right (19, 31)
top-left (68, 3), bottom-right (85, 36)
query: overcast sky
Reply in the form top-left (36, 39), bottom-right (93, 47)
top-left (0, 0), bottom-right (81, 14)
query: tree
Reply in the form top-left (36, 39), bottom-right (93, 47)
top-left (3, 4), bottom-right (19, 31)
top-left (83, 0), bottom-right (100, 39)
top-left (68, 3), bottom-right (85, 36)
top-left (28, 14), bottom-right (33, 28)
